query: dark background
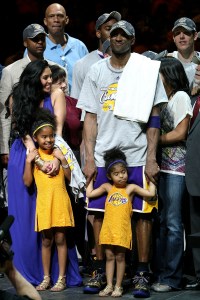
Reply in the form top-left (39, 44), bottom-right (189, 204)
top-left (1, 0), bottom-right (200, 65)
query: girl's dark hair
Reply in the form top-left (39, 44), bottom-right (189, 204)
top-left (49, 65), bottom-right (66, 84)
top-left (12, 60), bottom-right (50, 137)
top-left (31, 108), bottom-right (56, 136)
top-left (104, 147), bottom-right (127, 173)
top-left (159, 57), bottom-right (190, 96)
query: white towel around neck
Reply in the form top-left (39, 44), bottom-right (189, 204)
top-left (113, 52), bottom-right (161, 123)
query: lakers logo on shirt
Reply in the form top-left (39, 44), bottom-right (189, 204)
top-left (101, 83), bottom-right (118, 112)
top-left (108, 192), bottom-right (128, 206)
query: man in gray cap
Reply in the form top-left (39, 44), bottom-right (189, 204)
top-left (0, 23), bottom-right (66, 211)
top-left (168, 17), bottom-right (200, 93)
top-left (0, 23), bottom-right (47, 160)
top-left (171, 18), bottom-right (200, 292)
top-left (95, 11), bottom-right (121, 31)
top-left (71, 10), bottom-right (121, 290)
top-left (172, 17), bottom-right (196, 32)
top-left (163, 17), bottom-right (200, 293)
top-left (71, 11), bottom-right (121, 100)
top-left (77, 20), bottom-right (167, 297)
top-left (22, 23), bottom-right (47, 40)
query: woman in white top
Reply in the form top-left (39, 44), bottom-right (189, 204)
top-left (152, 57), bottom-right (193, 292)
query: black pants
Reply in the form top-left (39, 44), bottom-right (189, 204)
top-left (189, 195), bottom-right (200, 278)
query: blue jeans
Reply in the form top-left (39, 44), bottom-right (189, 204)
top-left (154, 173), bottom-right (186, 289)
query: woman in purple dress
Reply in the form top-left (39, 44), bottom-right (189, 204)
top-left (7, 60), bottom-right (82, 288)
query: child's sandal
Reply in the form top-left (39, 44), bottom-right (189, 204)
top-left (36, 275), bottom-right (51, 291)
top-left (111, 285), bottom-right (123, 297)
top-left (50, 275), bottom-right (66, 292)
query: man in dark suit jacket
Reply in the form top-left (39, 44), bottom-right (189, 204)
top-left (185, 94), bottom-right (200, 290)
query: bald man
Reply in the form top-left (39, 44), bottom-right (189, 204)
top-left (43, 3), bottom-right (88, 93)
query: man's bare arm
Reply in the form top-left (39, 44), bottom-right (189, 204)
top-left (83, 112), bottom-right (97, 186)
top-left (145, 105), bottom-right (160, 184)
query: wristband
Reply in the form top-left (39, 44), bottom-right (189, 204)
top-left (34, 156), bottom-right (44, 168)
top-left (147, 116), bottom-right (161, 128)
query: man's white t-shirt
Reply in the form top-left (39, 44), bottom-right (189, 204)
top-left (77, 56), bottom-right (167, 167)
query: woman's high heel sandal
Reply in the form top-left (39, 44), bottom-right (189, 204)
top-left (36, 275), bottom-right (51, 291)
top-left (111, 285), bottom-right (123, 297)
top-left (99, 285), bottom-right (114, 296)
top-left (50, 275), bottom-right (66, 292)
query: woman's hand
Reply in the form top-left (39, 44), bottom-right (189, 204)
top-left (43, 158), bottom-right (60, 176)
top-left (34, 156), bottom-right (60, 176)
top-left (26, 148), bottom-right (38, 163)
top-left (40, 161), bottom-right (53, 173)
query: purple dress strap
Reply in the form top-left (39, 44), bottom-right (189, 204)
top-left (43, 95), bottom-right (53, 113)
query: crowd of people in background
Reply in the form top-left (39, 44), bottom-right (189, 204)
top-left (0, 1), bottom-right (200, 300)
top-left (1, 0), bottom-right (200, 65)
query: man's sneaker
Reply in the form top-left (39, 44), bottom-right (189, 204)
top-left (132, 271), bottom-right (151, 298)
top-left (185, 277), bottom-right (200, 290)
top-left (151, 282), bottom-right (172, 292)
top-left (83, 268), bottom-right (107, 294)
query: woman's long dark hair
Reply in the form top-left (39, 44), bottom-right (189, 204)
top-left (12, 60), bottom-right (50, 137)
top-left (159, 57), bottom-right (190, 96)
